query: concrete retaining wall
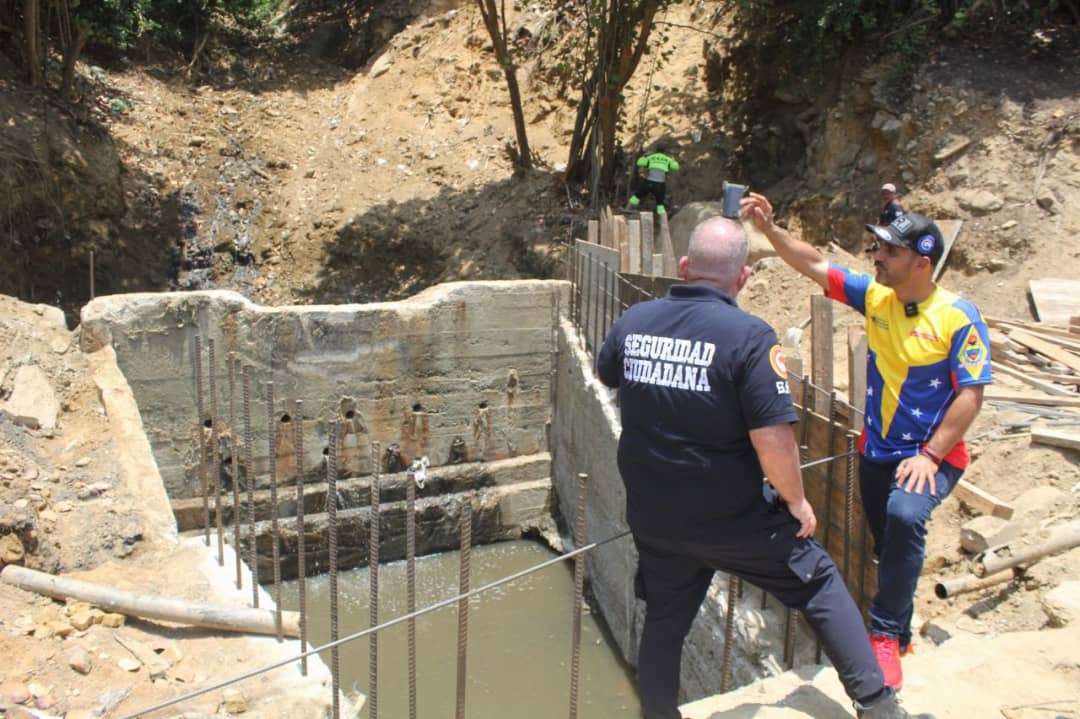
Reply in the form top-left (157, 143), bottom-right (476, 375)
top-left (81, 281), bottom-right (566, 499)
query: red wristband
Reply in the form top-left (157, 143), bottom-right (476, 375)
top-left (921, 445), bottom-right (943, 464)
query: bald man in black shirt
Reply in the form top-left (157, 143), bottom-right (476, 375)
top-left (597, 217), bottom-right (930, 719)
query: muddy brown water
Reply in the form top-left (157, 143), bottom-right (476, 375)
top-left (280, 539), bottom-right (640, 718)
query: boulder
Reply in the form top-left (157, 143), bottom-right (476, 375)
top-left (1, 365), bottom-right (60, 430)
top-left (1042, 581), bottom-right (1080, 627)
top-left (668, 202), bottom-right (778, 266)
top-left (957, 189), bottom-right (1005, 214)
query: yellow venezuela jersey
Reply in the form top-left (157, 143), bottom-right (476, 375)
top-left (827, 263), bottom-right (992, 469)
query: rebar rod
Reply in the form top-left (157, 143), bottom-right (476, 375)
top-left (242, 364), bottom-right (258, 608)
top-left (327, 421), bottom-right (340, 719)
top-left (294, 399), bottom-right (307, 676)
top-left (117, 527), bottom-right (635, 719)
top-left (406, 469), bottom-right (417, 719)
top-left (568, 472), bottom-right (587, 719)
top-left (720, 575), bottom-right (739, 692)
top-left (844, 434), bottom-right (856, 598)
top-left (586, 252), bottom-right (596, 354)
top-left (368, 441), bottom-right (381, 719)
top-left (194, 336), bottom-right (210, 547)
top-left (209, 338), bottom-right (224, 566)
top-left (454, 498), bottom-right (472, 719)
top-left (88, 249), bottom-right (95, 300)
top-left (229, 354), bottom-right (241, 589)
top-left (786, 374), bottom-right (812, 669)
top-left (266, 380), bottom-right (282, 641)
top-left (815, 391), bottom-right (839, 665)
top-left (606, 260), bottom-right (616, 338)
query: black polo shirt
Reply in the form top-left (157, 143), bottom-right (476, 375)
top-left (597, 284), bottom-right (798, 541)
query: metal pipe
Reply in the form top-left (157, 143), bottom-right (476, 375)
top-left (242, 365), bottom-right (258, 608)
top-left (229, 354), bottom-right (241, 589)
top-left (294, 399), bottom-right (307, 676)
top-left (327, 421), bottom-right (340, 719)
top-left (974, 524), bottom-right (1080, 577)
top-left (368, 441), bottom-right (381, 719)
top-left (267, 381), bottom-right (282, 640)
top-left (194, 336), bottom-right (210, 547)
top-left (406, 466), bottom-right (417, 719)
top-left (568, 472), bottom-right (587, 719)
top-left (454, 498), bottom-right (472, 719)
top-left (935, 570), bottom-right (1015, 599)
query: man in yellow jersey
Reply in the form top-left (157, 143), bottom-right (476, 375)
top-left (628, 143), bottom-right (680, 215)
top-left (741, 192), bottom-right (992, 692)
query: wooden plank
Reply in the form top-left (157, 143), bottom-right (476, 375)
top-left (953, 479), bottom-right (1014, 520)
top-left (984, 389), bottom-right (1080, 407)
top-left (627, 219), bottom-right (642, 274)
top-left (1006, 328), bottom-right (1080, 374)
top-left (932, 219), bottom-right (962, 281)
top-left (658, 212), bottom-right (678, 277)
top-left (614, 215), bottom-right (630, 272)
top-left (1031, 426), bottom-right (1080, 452)
top-left (639, 212), bottom-right (654, 275)
top-left (992, 360), bottom-right (1075, 397)
top-left (989, 318), bottom-right (1080, 351)
top-left (811, 295), bottom-right (834, 415)
top-left (587, 219), bottom-right (598, 247)
top-left (848, 326), bottom-right (867, 429)
top-left (1029, 278), bottom-right (1080, 325)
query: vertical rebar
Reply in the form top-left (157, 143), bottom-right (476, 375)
top-left (368, 441), bottom-right (381, 719)
top-left (721, 575), bottom-right (740, 692)
top-left (209, 338), bottom-right (224, 566)
top-left (327, 421), bottom-right (340, 719)
top-left (406, 469), bottom-right (417, 719)
top-left (584, 252), bottom-right (594, 353)
top-left (242, 364), bottom-right (258, 608)
top-left (568, 244), bottom-right (577, 326)
top-left (229, 354), bottom-right (241, 589)
top-left (568, 472), bottom-right (587, 719)
top-left (454, 498), bottom-right (472, 719)
top-left (88, 249), bottom-right (94, 300)
top-left (815, 391), bottom-right (839, 665)
top-left (606, 260), bottom-right (616, 338)
top-left (591, 256), bottom-right (601, 355)
top-left (786, 374), bottom-right (812, 669)
top-left (267, 381), bottom-right (282, 641)
top-left (294, 399), bottom-right (307, 676)
top-left (194, 336), bottom-right (210, 547)
top-left (844, 434), bottom-right (856, 594)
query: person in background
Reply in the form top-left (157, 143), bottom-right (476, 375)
top-left (628, 142), bottom-right (680, 215)
top-left (880, 183), bottom-right (904, 225)
top-left (597, 216), bottom-right (930, 719)
top-left (742, 192), bottom-right (991, 694)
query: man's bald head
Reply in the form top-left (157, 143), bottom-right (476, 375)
top-left (682, 216), bottom-right (750, 293)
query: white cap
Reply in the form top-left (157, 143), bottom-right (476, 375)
top-left (880, 183), bottom-right (897, 193)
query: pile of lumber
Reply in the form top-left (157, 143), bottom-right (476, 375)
top-left (984, 316), bottom-right (1080, 452)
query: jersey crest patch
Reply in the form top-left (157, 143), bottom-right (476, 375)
top-left (957, 325), bottom-right (988, 380)
top-left (769, 345), bottom-right (788, 379)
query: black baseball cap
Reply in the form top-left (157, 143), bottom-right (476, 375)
top-left (865, 213), bottom-right (944, 266)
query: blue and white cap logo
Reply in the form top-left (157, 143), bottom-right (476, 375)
top-left (917, 235), bottom-right (936, 255)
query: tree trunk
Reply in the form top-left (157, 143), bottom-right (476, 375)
top-left (476, 0), bottom-right (532, 170)
top-left (23, 0), bottom-right (42, 86)
top-left (59, 24), bottom-right (86, 101)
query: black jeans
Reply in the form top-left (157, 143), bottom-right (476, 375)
top-left (633, 516), bottom-right (883, 719)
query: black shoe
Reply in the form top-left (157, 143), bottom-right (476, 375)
top-left (855, 687), bottom-right (935, 719)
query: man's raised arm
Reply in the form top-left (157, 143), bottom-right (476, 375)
top-left (741, 192), bottom-right (830, 291)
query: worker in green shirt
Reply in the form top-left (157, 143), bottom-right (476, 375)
top-left (628, 143), bottom-right (680, 215)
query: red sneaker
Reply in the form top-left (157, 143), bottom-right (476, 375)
top-left (870, 634), bottom-right (903, 690)
top-left (899, 642), bottom-right (914, 657)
